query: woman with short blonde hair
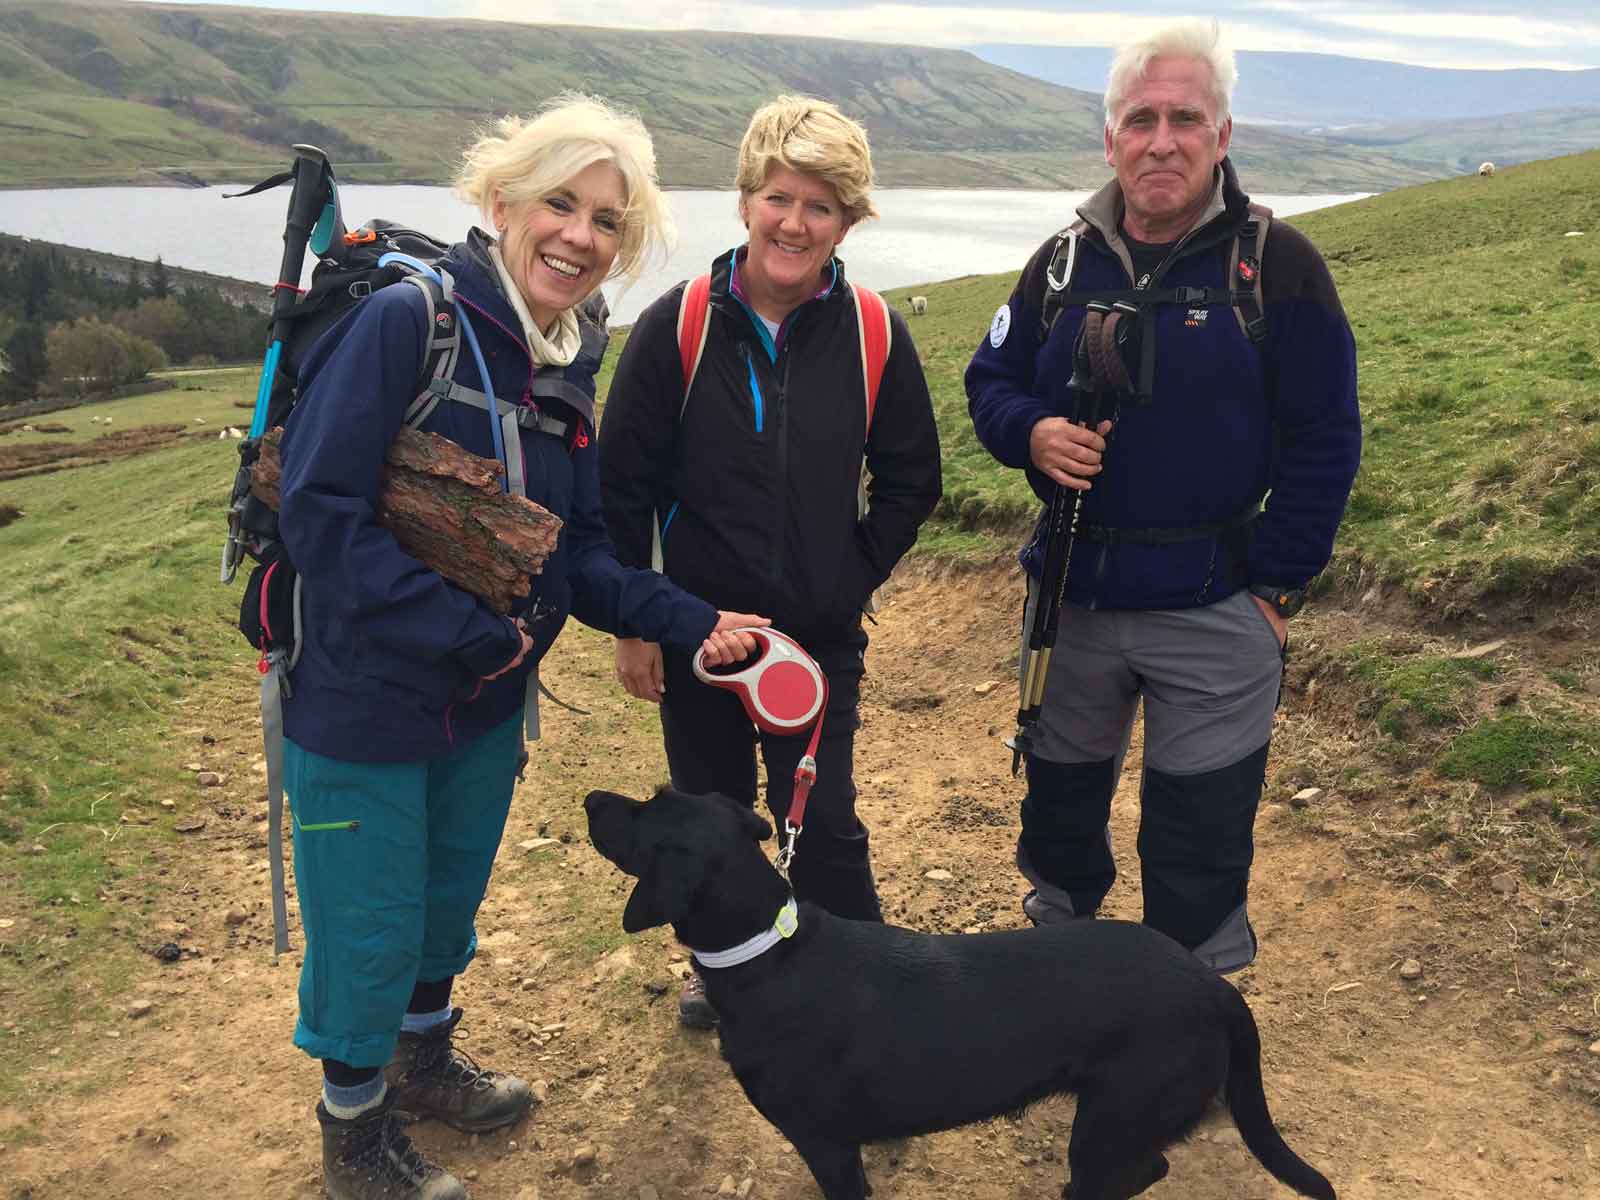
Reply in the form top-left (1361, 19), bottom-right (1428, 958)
top-left (733, 94), bottom-right (879, 227)
top-left (600, 95), bottom-right (942, 1031)
top-left (275, 94), bottom-right (761, 1200)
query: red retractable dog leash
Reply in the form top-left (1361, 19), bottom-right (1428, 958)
top-left (692, 627), bottom-right (826, 875)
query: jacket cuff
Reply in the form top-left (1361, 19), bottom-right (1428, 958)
top-left (461, 616), bottom-right (523, 678)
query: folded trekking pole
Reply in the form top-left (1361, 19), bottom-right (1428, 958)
top-left (221, 145), bottom-right (341, 583)
top-left (1009, 320), bottom-right (1110, 776)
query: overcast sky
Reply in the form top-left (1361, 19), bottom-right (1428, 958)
top-left (133, 0), bottom-right (1600, 71)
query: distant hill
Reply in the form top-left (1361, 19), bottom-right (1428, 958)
top-left (970, 46), bottom-right (1600, 126)
top-left (0, 0), bottom-right (1437, 192)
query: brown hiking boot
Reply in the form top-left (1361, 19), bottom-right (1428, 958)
top-left (677, 969), bottom-right (718, 1030)
top-left (317, 1097), bottom-right (466, 1200)
top-left (385, 1008), bottom-right (531, 1133)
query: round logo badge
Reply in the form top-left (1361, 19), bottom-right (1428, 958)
top-left (989, 304), bottom-right (1011, 348)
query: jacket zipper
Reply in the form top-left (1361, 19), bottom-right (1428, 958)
top-left (771, 350), bottom-right (792, 595)
top-left (456, 294), bottom-right (539, 408)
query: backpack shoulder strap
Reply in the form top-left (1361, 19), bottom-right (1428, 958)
top-left (851, 282), bottom-right (891, 434)
top-left (399, 270), bottom-right (460, 428)
top-left (1039, 218), bottom-right (1090, 340)
top-left (676, 274), bottom-right (713, 417)
top-left (1229, 203), bottom-right (1272, 345)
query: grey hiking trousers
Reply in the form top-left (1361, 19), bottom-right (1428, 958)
top-left (1016, 583), bottom-right (1285, 973)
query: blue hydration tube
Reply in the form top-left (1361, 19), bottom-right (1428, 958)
top-left (378, 253), bottom-right (509, 493)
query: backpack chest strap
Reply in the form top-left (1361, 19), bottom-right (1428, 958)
top-left (422, 378), bottom-right (573, 440)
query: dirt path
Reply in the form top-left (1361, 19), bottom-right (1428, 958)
top-left (5, 564), bottom-right (1597, 1200)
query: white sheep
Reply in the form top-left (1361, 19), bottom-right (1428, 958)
top-left (1478, 162), bottom-right (1496, 177)
top-left (910, 295), bottom-right (928, 316)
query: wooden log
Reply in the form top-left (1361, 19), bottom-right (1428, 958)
top-left (250, 426), bottom-right (563, 615)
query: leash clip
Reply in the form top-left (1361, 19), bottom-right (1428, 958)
top-left (775, 822), bottom-right (801, 879)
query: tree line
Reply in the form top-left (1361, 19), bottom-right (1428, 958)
top-left (0, 242), bottom-right (264, 405)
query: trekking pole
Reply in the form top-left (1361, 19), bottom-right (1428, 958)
top-left (1009, 353), bottom-right (1105, 776)
top-left (249, 145), bottom-right (336, 441)
top-left (221, 145), bottom-right (337, 583)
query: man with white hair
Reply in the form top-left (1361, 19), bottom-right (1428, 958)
top-left (965, 21), bottom-right (1360, 972)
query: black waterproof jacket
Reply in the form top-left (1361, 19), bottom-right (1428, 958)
top-left (600, 248), bottom-right (942, 648)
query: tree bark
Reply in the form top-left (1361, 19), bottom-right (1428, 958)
top-left (250, 426), bottom-right (563, 615)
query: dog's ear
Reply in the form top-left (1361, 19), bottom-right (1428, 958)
top-left (621, 858), bottom-right (701, 932)
top-left (739, 807), bottom-right (773, 842)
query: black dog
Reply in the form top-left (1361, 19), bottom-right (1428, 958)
top-left (585, 787), bottom-right (1335, 1200)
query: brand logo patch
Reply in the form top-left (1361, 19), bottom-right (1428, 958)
top-left (1185, 307), bottom-right (1209, 328)
top-left (989, 304), bottom-right (1011, 348)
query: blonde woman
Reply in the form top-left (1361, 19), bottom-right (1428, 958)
top-left (275, 95), bottom-right (764, 1199)
top-left (599, 97), bottom-right (941, 1029)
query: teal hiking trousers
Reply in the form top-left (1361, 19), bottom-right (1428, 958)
top-left (285, 710), bottom-right (523, 1067)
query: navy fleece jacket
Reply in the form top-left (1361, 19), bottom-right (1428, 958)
top-left (965, 160), bottom-right (1360, 610)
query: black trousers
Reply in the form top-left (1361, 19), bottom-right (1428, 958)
top-left (659, 629), bottom-right (881, 923)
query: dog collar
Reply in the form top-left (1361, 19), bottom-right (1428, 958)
top-left (690, 897), bottom-right (799, 969)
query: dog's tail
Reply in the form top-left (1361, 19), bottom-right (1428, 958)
top-left (1222, 985), bottom-right (1336, 1200)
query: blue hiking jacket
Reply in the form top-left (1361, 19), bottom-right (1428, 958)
top-left (276, 231), bottom-right (718, 762)
top-left (965, 159), bottom-right (1361, 611)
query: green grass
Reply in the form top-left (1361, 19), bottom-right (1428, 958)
top-left (0, 367), bottom-right (254, 1098)
top-left (1439, 712), bottom-right (1600, 811)
top-left (1339, 644), bottom-right (1501, 737)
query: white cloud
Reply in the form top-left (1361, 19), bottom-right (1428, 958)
top-left (131, 0), bottom-right (1600, 69)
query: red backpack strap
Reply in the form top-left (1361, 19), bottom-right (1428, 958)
top-left (851, 282), bottom-right (891, 433)
top-left (676, 274), bottom-right (713, 413)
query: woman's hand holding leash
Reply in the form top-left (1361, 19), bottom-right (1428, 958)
top-left (616, 613), bottom-right (770, 704)
top-left (702, 612), bottom-right (770, 665)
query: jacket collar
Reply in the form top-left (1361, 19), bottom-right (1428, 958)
top-left (446, 227), bottom-right (522, 332)
top-left (1076, 156), bottom-right (1250, 277)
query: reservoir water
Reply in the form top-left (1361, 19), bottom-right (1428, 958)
top-left (0, 185), bottom-right (1368, 324)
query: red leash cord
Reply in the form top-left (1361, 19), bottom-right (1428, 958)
top-left (692, 627), bottom-right (828, 874)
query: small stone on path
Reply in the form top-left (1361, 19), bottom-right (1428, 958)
top-left (973, 680), bottom-right (999, 696)
top-left (128, 1000), bottom-right (154, 1019)
top-left (1490, 872), bottom-right (1518, 896)
top-left (924, 869), bottom-right (954, 882)
top-left (570, 1144), bottom-right (596, 1169)
top-left (717, 1176), bottom-right (738, 1197)
top-left (174, 817), bottom-right (207, 833)
top-left (1452, 639), bottom-right (1506, 660)
top-left (224, 909), bottom-right (249, 927)
top-left (519, 837), bottom-right (560, 852)
top-left (1587, 1040), bottom-right (1600, 1056)
top-left (1289, 787), bottom-right (1323, 808)
top-left (1399, 958), bottom-right (1424, 981)
top-left (196, 771), bottom-right (224, 787)
top-left (160, 799), bottom-right (176, 810)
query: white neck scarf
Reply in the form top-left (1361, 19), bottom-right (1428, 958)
top-left (488, 243), bottom-right (581, 368)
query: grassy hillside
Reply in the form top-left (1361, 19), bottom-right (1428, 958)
top-left (0, 0), bottom-right (1436, 192)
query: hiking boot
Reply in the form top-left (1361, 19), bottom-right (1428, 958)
top-left (677, 969), bottom-right (718, 1030)
top-left (317, 1097), bottom-right (467, 1200)
top-left (385, 1008), bottom-right (531, 1133)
